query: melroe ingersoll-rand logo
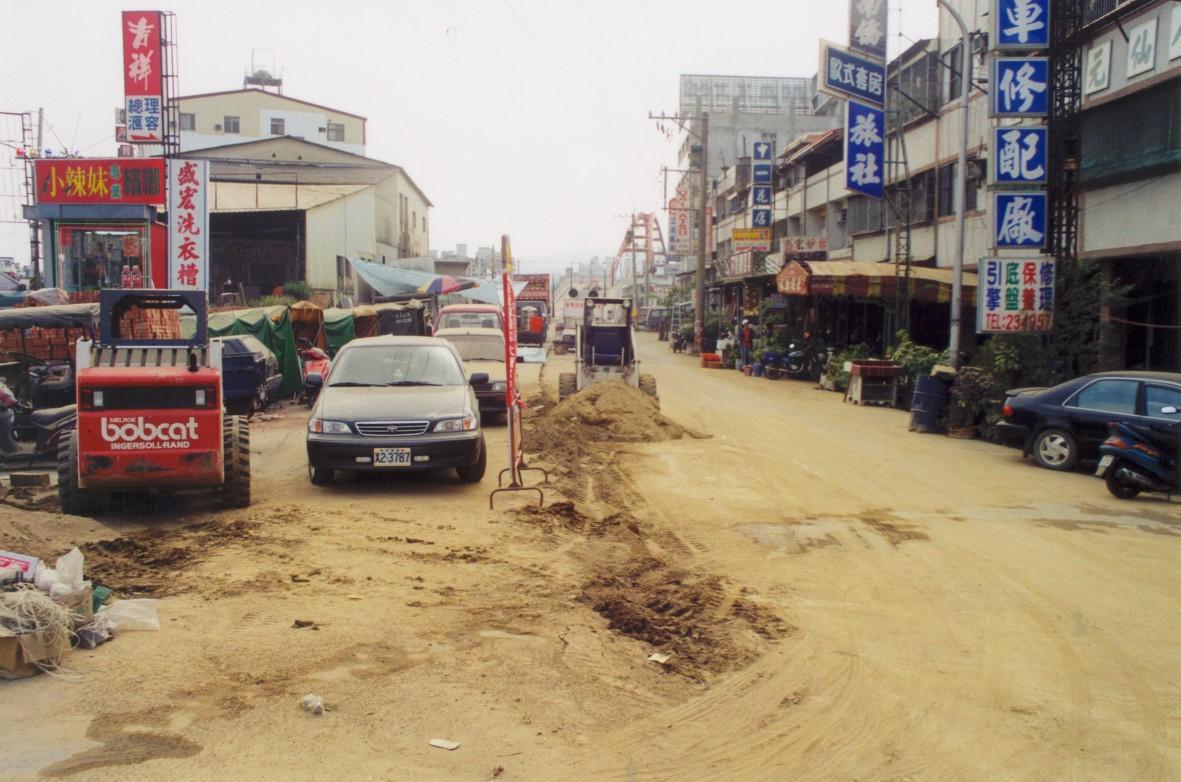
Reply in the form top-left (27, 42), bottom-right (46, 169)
top-left (100, 416), bottom-right (199, 450)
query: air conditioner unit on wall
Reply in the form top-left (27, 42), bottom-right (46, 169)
top-left (214, 124), bottom-right (223, 131)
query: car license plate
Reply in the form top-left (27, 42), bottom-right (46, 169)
top-left (1095, 455), bottom-right (1114, 477)
top-left (373, 448), bottom-right (412, 467)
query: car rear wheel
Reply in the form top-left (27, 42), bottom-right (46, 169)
top-left (1033, 428), bottom-right (1078, 471)
top-left (1104, 461), bottom-right (1141, 499)
top-left (308, 463), bottom-right (334, 486)
top-left (457, 436), bottom-right (487, 483)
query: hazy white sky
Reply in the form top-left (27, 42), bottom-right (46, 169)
top-left (0, 1), bottom-right (938, 272)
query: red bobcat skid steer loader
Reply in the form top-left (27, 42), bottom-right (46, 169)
top-left (58, 290), bottom-right (250, 515)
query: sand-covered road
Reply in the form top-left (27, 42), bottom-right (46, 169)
top-left (1, 332), bottom-right (1177, 781)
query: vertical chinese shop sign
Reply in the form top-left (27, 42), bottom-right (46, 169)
top-left (122, 11), bottom-right (164, 143)
top-left (168, 159), bottom-right (209, 291)
top-left (977, 257), bottom-right (1055, 333)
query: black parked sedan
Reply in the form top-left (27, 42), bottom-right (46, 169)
top-left (996, 371), bottom-right (1181, 470)
top-left (305, 336), bottom-right (487, 485)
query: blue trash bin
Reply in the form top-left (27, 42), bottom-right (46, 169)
top-left (909, 375), bottom-right (949, 433)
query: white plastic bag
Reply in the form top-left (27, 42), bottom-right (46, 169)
top-left (102, 599), bottom-right (160, 632)
top-left (55, 548), bottom-right (86, 592)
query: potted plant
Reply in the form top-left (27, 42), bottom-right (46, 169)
top-left (887, 330), bottom-right (948, 411)
top-left (948, 367), bottom-right (1001, 438)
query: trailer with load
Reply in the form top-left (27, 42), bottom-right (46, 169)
top-left (511, 273), bottom-right (551, 347)
top-left (58, 290), bottom-right (250, 515)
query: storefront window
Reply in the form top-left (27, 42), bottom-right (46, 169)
top-left (55, 223), bottom-right (148, 291)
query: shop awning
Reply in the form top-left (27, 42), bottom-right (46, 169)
top-left (777, 260), bottom-right (977, 304)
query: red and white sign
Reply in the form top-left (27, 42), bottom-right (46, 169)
top-left (122, 11), bottom-right (164, 143)
top-left (167, 159), bottom-right (209, 290)
top-left (783, 236), bottom-right (829, 255)
top-left (34, 158), bottom-right (165, 204)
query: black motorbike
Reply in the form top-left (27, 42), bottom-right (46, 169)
top-left (6, 353), bottom-right (74, 409)
top-left (671, 332), bottom-right (688, 353)
top-left (0, 393), bottom-right (76, 468)
top-left (782, 332), bottom-right (829, 382)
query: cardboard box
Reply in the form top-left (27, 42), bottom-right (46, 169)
top-left (0, 551), bottom-right (40, 581)
top-left (0, 633), bottom-right (39, 679)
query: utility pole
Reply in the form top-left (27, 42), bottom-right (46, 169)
top-left (937, 0), bottom-right (970, 368)
top-left (628, 217), bottom-right (638, 313)
top-left (650, 110), bottom-right (710, 354)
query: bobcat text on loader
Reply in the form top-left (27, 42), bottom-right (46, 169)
top-left (58, 290), bottom-right (250, 515)
top-left (558, 296), bottom-right (657, 405)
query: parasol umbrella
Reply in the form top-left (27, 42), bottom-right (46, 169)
top-left (416, 275), bottom-right (479, 296)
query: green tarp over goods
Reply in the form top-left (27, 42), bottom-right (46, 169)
top-left (209, 306), bottom-right (302, 397)
top-left (322, 309), bottom-right (355, 357)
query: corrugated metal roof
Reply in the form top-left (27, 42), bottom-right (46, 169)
top-left (209, 182), bottom-right (368, 213)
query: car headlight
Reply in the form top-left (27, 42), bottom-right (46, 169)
top-left (308, 419), bottom-right (351, 434)
top-left (434, 415), bottom-right (478, 433)
top-left (490, 380), bottom-right (507, 392)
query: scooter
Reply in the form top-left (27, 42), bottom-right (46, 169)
top-left (1095, 418), bottom-right (1179, 500)
top-left (783, 332), bottom-right (828, 382)
top-left (297, 340), bottom-right (331, 408)
top-left (0, 381), bottom-right (76, 468)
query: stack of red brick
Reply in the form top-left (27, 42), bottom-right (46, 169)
top-left (116, 306), bottom-right (181, 341)
top-left (0, 295), bottom-right (180, 363)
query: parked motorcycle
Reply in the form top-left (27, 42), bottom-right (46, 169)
top-left (5, 353), bottom-right (74, 409)
top-left (297, 339), bottom-right (331, 408)
top-left (0, 380), bottom-right (75, 468)
top-left (1096, 418), bottom-right (1179, 500)
top-left (781, 333), bottom-right (828, 382)
top-left (671, 331), bottom-right (687, 353)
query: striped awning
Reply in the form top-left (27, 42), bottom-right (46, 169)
top-left (778, 261), bottom-right (977, 304)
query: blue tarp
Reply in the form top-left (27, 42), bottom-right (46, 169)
top-left (349, 258), bottom-right (527, 304)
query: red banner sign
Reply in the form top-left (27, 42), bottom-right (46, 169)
top-left (34, 158), bottom-right (165, 204)
top-left (777, 260), bottom-right (810, 296)
top-left (122, 11), bottom-right (164, 143)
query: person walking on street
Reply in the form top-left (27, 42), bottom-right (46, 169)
top-left (741, 319), bottom-right (754, 367)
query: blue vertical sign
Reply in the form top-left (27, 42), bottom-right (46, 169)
top-left (991, 57), bottom-right (1050, 116)
top-left (845, 100), bottom-right (885, 199)
top-left (992, 126), bottom-right (1048, 185)
top-left (751, 141), bottom-right (773, 227)
top-left (994, 192), bottom-right (1048, 248)
top-left (993, 0), bottom-right (1050, 49)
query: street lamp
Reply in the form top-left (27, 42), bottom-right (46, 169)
top-left (937, 0), bottom-right (971, 369)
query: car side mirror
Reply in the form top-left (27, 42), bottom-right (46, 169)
top-left (470, 372), bottom-right (490, 385)
top-left (1162, 406), bottom-right (1178, 415)
top-left (306, 373), bottom-right (324, 389)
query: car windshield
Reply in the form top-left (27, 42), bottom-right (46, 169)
top-left (328, 344), bottom-right (464, 387)
top-left (439, 334), bottom-right (505, 362)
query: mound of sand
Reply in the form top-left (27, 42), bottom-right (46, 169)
top-left (526, 381), bottom-right (684, 456)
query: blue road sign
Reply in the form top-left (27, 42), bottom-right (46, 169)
top-left (994, 192), bottom-right (1048, 248)
top-left (992, 126), bottom-right (1048, 185)
top-left (751, 185), bottom-right (773, 207)
top-left (820, 41), bottom-right (887, 107)
top-left (994, 0), bottom-right (1050, 49)
top-left (845, 100), bottom-right (885, 199)
top-left (752, 209), bottom-right (772, 228)
top-left (752, 163), bottom-right (773, 184)
top-left (991, 57), bottom-right (1050, 116)
top-left (753, 141), bottom-right (773, 161)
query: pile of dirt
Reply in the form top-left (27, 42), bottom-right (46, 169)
top-left (579, 555), bottom-right (793, 679)
top-left (525, 382), bottom-right (684, 458)
top-left (81, 519), bottom-right (260, 596)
